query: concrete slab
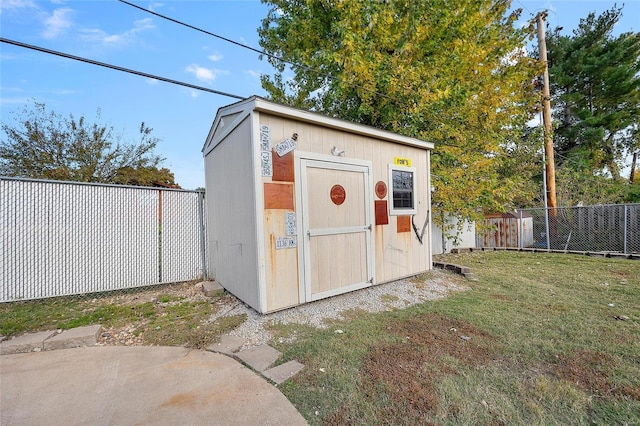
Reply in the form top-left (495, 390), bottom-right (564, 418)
top-left (207, 334), bottom-right (246, 355)
top-left (202, 280), bottom-right (224, 297)
top-left (236, 345), bottom-right (282, 372)
top-left (43, 325), bottom-right (102, 351)
top-left (263, 360), bottom-right (305, 385)
top-left (0, 330), bottom-right (57, 355)
top-left (0, 346), bottom-right (307, 426)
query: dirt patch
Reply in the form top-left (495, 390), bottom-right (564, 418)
top-left (553, 350), bottom-right (623, 398)
top-left (553, 350), bottom-right (640, 401)
top-left (90, 281), bottom-right (210, 307)
top-left (489, 294), bottom-right (511, 301)
top-left (326, 314), bottom-right (496, 424)
top-left (94, 283), bottom-right (245, 349)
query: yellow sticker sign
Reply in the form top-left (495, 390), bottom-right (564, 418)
top-left (394, 157), bottom-right (412, 167)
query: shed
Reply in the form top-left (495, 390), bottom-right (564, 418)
top-left (476, 211), bottom-right (534, 248)
top-left (432, 214), bottom-right (476, 254)
top-left (202, 97), bottom-right (434, 313)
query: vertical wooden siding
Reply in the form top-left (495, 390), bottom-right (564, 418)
top-left (259, 112), bottom-right (431, 289)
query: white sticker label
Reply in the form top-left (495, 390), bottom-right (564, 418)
top-left (285, 212), bottom-right (296, 236)
top-left (260, 125), bottom-right (271, 151)
top-left (261, 151), bottom-right (272, 177)
top-left (274, 138), bottom-right (296, 157)
top-left (275, 236), bottom-right (297, 250)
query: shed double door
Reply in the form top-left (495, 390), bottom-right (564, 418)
top-left (299, 157), bottom-right (374, 302)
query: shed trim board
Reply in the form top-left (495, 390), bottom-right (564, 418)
top-left (203, 102), bottom-right (252, 156)
top-left (251, 110), bottom-right (268, 313)
top-left (203, 97), bottom-right (433, 313)
top-left (426, 152), bottom-right (434, 265)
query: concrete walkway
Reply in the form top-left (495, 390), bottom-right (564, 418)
top-left (1, 345), bottom-right (308, 425)
top-left (1, 325), bottom-right (307, 425)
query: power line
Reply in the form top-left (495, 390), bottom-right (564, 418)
top-left (0, 37), bottom-right (245, 100)
top-left (118, 0), bottom-right (401, 104)
top-left (0, 37), bottom-right (502, 157)
top-left (117, 0), bottom-right (488, 153)
top-left (514, 0), bottom-right (534, 17)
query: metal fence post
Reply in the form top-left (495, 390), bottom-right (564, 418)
top-left (197, 191), bottom-right (208, 279)
top-left (544, 207), bottom-right (550, 250)
top-left (519, 209), bottom-right (523, 249)
top-left (624, 204), bottom-right (628, 254)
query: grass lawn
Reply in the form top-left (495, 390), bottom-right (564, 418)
top-left (269, 252), bottom-right (639, 425)
top-left (0, 283), bottom-right (246, 348)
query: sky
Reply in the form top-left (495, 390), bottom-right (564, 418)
top-left (1, 1), bottom-right (639, 190)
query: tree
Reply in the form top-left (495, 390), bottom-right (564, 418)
top-left (555, 168), bottom-right (630, 205)
top-left (111, 166), bottom-right (177, 187)
top-left (547, 6), bottom-right (640, 179)
top-left (259, 0), bottom-right (542, 224)
top-left (0, 100), bottom-right (176, 186)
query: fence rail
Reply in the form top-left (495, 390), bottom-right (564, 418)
top-left (477, 204), bottom-right (640, 254)
top-left (1, 177), bottom-right (207, 303)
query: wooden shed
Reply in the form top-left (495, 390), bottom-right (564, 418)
top-left (476, 211), bottom-right (534, 248)
top-left (202, 97), bottom-right (434, 313)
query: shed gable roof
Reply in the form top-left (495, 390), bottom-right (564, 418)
top-left (202, 96), bottom-right (434, 156)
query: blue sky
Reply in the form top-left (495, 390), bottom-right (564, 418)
top-left (1, 1), bottom-right (638, 189)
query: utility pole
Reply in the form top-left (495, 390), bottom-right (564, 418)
top-left (536, 12), bottom-right (557, 211)
top-left (631, 151), bottom-right (638, 184)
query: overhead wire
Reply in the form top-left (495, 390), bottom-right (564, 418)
top-left (0, 37), bottom-right (245, 100)
top-left (127, 2), bottom-right (565, 166)
top-left (118, 0), bottom-right (404, 105)
top-left (2, 4), bottom-right (532, 157)
top-left (118, 0), bottom-right (510, 155)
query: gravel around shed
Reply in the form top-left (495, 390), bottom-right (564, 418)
top-left (209, 269), bottom-right (468, 347)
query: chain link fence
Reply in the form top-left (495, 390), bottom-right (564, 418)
top-left (1, 177), bottom-right (207, 303)
top-left (477, 204), bottom-right (640, 254)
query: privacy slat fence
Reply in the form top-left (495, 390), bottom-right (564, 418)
top-left (0, 177), bottom-right (207, 303)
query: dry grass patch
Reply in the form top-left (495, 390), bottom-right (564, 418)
top-left (356, 315), bottom-right (495, 424)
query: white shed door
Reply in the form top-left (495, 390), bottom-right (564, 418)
top-left (299, 158), bottom-right (374, 302)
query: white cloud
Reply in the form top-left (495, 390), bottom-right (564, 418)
top-left (245, 70), bottom-right (261, 79)
top-left (185, 64), bottom-right (228, 83)
top-left (186, 65), bottom-right (215, 82)
top-left (0, 96), bottom-right (32, 107)
top-left (208, 52), bottom-right (223, 62)
top-left (80, 17), bottom-right (154, 46)
top-left (146, 78), bottom-right (159, 85)
top-left (42, 7), bottom-right (73, 39)
top-left (190, 90), bottom-right (200, 98)
top-left (49, 89), bottom-right (77, 95)
top-left (0, 0), bottom-right (36, 13)
top-left (149, 2), bottom-right (163, 12)
top-left (133, 17), bottom-right (154, 32)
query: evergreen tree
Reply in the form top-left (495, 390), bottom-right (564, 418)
top-left (547, 6), bottom-right (640, 178)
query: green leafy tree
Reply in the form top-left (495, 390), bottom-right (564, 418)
top-left (555, 168), bottom-right (630, 205)
top-left (111, 166), bottom-right (177, 187)
top-left (0, 100), bottom-right (176, 186)
top-left (259, 0), bottom-right (542, 224)
top-left (547, 6), bottom-right (640, 178)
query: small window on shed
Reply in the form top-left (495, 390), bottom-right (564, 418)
top-left (389, 165), bottom-right (417, 215)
